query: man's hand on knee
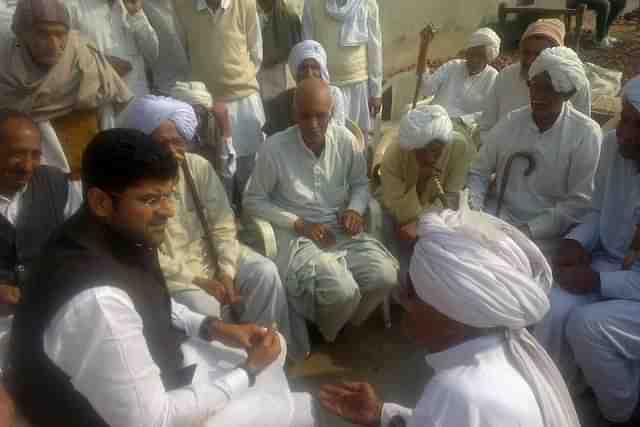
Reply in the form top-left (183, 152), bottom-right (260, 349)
top-left (294, 219), bottom-right (336, 248)
top-left (556, 265), bottom-right (601, 295)
top-left (555, 239), bottom-right (592, 269)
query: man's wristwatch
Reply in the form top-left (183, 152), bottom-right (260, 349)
top-left (238, 363), bottom-right (258, 387)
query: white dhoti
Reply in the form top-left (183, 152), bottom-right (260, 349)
top-left (274, 227), bottom-right (397, 342)
top-left (181, 334), bottom-right (316, 427)
top-left (337, 80), bottom-right (370, 136)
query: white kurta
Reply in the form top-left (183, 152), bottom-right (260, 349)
top-left (43, 286), bottom-right (312, 427)
top-left (422, 59), bottom-right (498, 124)
top-left (67, 0), bottom-right (159, 97)
top-left (478, 62), bottom-right (592, 137)
top-left (381, 335), bottom-right (544, 427)
top-left (535, 132), bottom-right (640, 422)
top-left (468, 103), bottom-right (602, 241)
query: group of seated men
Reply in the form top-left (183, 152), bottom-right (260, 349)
top-left (0, 0), bottom-right (639, 426)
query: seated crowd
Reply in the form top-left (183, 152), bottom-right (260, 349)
top-left (0, 0), bottom-right (638, 426)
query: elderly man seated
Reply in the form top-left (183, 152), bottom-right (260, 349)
top-left (420, 28), bottom-right (501, 143)
top-left (468, 46), bottom-right (602, 257)
top-left (478, 19), bottom-right (591, 138)
top-left (121, 95), bottom-right (309, 361)
top-left (0, 0), bottom-right (132, 178)
top-left (9, 129), bottom-right (316, 427)
top-left (534, 78), bottom-right (640, 426)
top-left (375, 105), bottom-right (476, 283)
top-left (244, 79), bottom-right (397, 343)
top-left (320, 200), bottom-right (579, 426)
top-left (263, 39), bottom-right (347, 137)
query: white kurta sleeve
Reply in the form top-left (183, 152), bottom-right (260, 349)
top-left (44, 287), bottom-right (250, 427)
top-left (302, 0), bottom-right (314, 40)
top-left (366, 0), bottom-right (383, 99)
top-left (467, 125), bottom-right (501, 210)
top-left (243, 147), bottom-right (300, 229)
top-left (127, 9), bottom-right (160, 65)
top-left (347, 136), bottom-right (371, 215)
top-left (477, 74), bottom-right (501, 136)
top-left (527, 127), bottom-right (602, 240)
top-left (171, 298), bottom-right (206, 337)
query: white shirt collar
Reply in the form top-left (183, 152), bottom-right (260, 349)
top-left (196, 0), bottom-right (231, 12)
top-left (425, 334), bottom-right (504, 373)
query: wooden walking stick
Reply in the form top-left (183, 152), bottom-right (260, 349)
top-left (412, 24), bottom-right (436, 110)
top-left (496, 152), bottom-right (536, 218)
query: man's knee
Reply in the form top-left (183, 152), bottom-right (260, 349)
top-left (355, 255), bottom-right (398, 292)
top-left (566, 303), bottom-right (608, 350)
top-left (315, 256), bottom-right (360, 307)
top-left (238, 251), bottom-right (283, 293)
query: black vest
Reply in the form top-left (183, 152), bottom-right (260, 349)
top-left (0, 166), bottom-right (68, 285)
top-left (8, 209), bottom-right (187, 427)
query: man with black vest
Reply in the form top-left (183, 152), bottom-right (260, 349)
top-left (8, 129), bottom-right (316, 427)
top-left (0, 110), bottom-right (81, 310)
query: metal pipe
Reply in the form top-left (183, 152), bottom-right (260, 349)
top-left (496, 152), bottom-right (536, 218)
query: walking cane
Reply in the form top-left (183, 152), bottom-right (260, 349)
top-left (412, 24), bottom-right (436, 110)
top-left (496, 152), bottom-right (536, 218)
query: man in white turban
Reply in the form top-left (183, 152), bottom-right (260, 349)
top-left (121, 95), bottom-right (310, 361)
top-left (263, 40), bottom-right (346, 136)
top-left (376, 105), bottom-right (476, 283)
top-left (420, 28), bottom-right (501, 142)
top-left (535, 77), bottom-right (640, 426)
top-left (303, 0), bottom-right (383, 144)
top-left (319, 198), bottom-right (579, 427)
top-left (468, 46), bottom-right (601, 258)
top-left (478, 19), bottom-right (591, 139)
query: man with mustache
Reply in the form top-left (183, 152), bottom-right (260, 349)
top-left (467, 46), bottom-right (601, 258)
top-left (535, 77), bottom-right (640, 426)
top-left (478, 19), bottom-right (591, 139)
top-left (9, 129), bottom-right (316, 427)
top-left (244, 78), bottom-right (397, 343)
top-left (0, 110), bottom-right (81, 313)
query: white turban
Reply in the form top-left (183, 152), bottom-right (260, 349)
top-left (120, 95), bottom-right (198, 143)
top-left (398, 105), bottom-right (453, 150)
top-left (466, 28), bottom-right (501, 62)
top-left (409, 194), bottom-right (579, 427)
top-left (170, 81), bottom-right (213, 108)
top-left (528, 46), bottom-right (588, 95)
top-left (288, 40), bottom-right (330, 82)
top-left (623, 76), bottom-right (640, 112)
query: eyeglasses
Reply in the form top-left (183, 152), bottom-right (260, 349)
top-left (109, 191), bottom-right (176, 209)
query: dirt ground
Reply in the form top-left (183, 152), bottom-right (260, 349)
top-left (289, 9), bottom-right (640, 427)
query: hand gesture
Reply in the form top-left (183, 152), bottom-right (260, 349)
top-left (341, 210), bottom-right (364, 236)
top-left (244, 329), bottom-right (282, 373)
top-left (203, 320), bottom-right (271, 349)
top-left (554, 239), bottom-right (591, 269)
top-left (0, 284), bottom-right (20, 305)
top-left (556, 265), bottom-right (600, 295)
top-left (319, 382), bottom-right (382, 427)
top-left (295, 219), bottom-right (337, 248)
top-left (122, 0), bottom-right (143, 15)
top-left (397, 221), bottom-right (418, 242)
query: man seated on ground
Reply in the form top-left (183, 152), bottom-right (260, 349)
top-left (244, 79), bottom-right (397, 343)
top-left (8, 129), bottom-right (316, 427)
top-left (468, 46), bottom-right (601, 257)
top-left (320, 201), bottom-right (579, 427)
top-left (534, 77), bottom-right (640, 426)
top-left (0, 110), bottom-right (81, 312)
top-left (478, 19), bottom-right (591, 140)
top-left (122, 95), bottom-right (309, 360)
top-left (375, 105), bottom-right (476, 284)
top-left (420, 28), bottom-right (501, 144)
top-left (263, 39), bottom-right (346, 137)
top-left (0, 0), bottom-right (132, 178)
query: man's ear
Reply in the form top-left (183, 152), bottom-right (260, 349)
top-left (86, 187), bottom-right (114, 220)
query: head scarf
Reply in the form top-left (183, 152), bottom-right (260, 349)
top-left (12, 0), bottom-right (70, 37)
top-left (288, 40), bottom-right (330, 82)
top-left (120, 95), bottom-right (198, 143)
top-left (528, 46), bottom-right (588, 95)
top-left (466, 28), bottom-right (502, 63)
top-left (170, 81), bottom-right (213, 108)
top-left (409, 193), bottom-right (580, 427)
top-left (399, 105), bottom-right (453, 150)
top-left (521, 18), bottom-right (566, 47)
top-left (623, 76), bottom-right (640, 113)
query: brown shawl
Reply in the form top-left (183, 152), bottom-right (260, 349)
top-left (0, 30), bottom-right (132, 122)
